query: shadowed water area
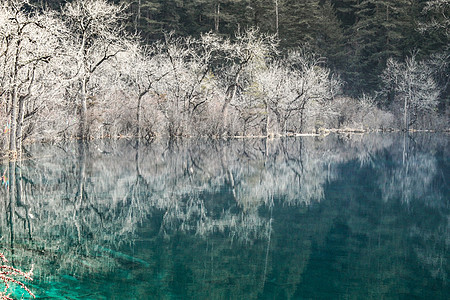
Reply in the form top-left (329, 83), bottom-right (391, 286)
top-left (0, 134), bottom-right (449, 299)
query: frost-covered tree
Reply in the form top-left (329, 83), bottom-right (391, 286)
top-left (62, 0), bottom-right (131, 139)
top-left (149, 33), bottom-right (225, 137)
top-left (116, 43), bottom-right (168, 138)
top-left (382, 55), bottom-right (440, 130)
top-left (247, 55), bottom-right (340, 135)
top-left (219, 28), bottom-right (278, 134)
top-left (285, 51), bottom-right (340, 132)
top-left (0, 0), bottom-right (62, 157)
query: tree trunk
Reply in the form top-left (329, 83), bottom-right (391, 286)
top-left (274, 109), bottom-right (281, 135)
top-left (136, 94), bottom-right (143, 139)
top-left (79, 76), bottom-right (88, 139)
top-left (222, 73), bottom-right (240, 134)
top-left (16, 68), bottom-right (35, 154)
top-left (299, 99), bottom-right (308, 133)
top-left (78, 31), bottom-right (88, 140)
top-left (9, 87), bottom-right (18, 158)
top-left (274, 0), bottom-right (279, 36)
top-left (215, 2), bottom-right (220, 32)
top-left (403, 95), bottom-right (408, 131)
top-left (299, 108), bottom-right (306, 133)
top-left (135, 0), bottom-right (141, 34)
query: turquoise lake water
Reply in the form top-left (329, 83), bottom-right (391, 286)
top-left (0, 134), bottom-right (448, 299)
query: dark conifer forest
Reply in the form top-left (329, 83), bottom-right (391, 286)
top-left (38, 0), bottom-right (450, 95)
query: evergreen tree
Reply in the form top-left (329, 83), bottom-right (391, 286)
top-left (132, 0), bottom-right (161, 38)
top-left (316, 2), bottom-right (347, 72)
top-left (279, 0), bottom-right (323, 48)
top-left (344, 0), bottom-right (417, 94)
top-left (330, 0), bottom-right (359, 28)
top-left (240, 0), bottom-right (275, 32)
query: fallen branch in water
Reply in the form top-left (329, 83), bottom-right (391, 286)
top-left (0, 252), bottom-right (35, 300)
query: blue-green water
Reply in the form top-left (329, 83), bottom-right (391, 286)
top-left (1, 134), bottom-right (449, 299)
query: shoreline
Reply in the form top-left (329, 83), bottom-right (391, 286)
top-left (1, 128), bottom-right (449, 162)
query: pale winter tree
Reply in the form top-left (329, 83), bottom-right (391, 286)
top-left (283, 51), bottom-right (340, 133)
top-left (219, 28), bottom-right (278, 135)
top-left (245, 61), bottom-right (291, 135)
top-left (382, 55), bottom-right (440, 130)
top-left (154, 35), bottom-right (194, 136)
top-left (226, 48), bottom-right (340, 136)
top-left (250, 52), bottom-right (341, 134)
top-left (329, 95), bottom-right (395, 131)
top-left (0, 1), bottom-right (62, 157)
top-left (62, 0), bottom-right (132, 139)
top-left (152, 33), bottom-right (224, 136)
top-left (117, 43), bottom-right (169, 139)
top-left (180, 34), bottom-right (228, 136)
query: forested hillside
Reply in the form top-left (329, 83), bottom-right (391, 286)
top-left (33, 0), bottom-right (449, 95)
top-left (1, 0), bottom-right (449, 158)
top-left (126, 0), bottom-right (450, 97)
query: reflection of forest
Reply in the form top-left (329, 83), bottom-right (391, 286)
top-left (0, 134), bottom-right (448, 298)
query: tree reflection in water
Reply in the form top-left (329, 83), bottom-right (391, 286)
top-left (0, 134), bottom-right (448, 298)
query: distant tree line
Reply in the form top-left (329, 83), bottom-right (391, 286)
top-left (129, 0), bottom-right (449, 96)
top-left (0, 0), bottom-right (449, 158)
top-left (30, 1), bottom-right (450, 94)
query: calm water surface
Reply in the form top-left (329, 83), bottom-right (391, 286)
top-left (1, 134), bottom-right (448, 299)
